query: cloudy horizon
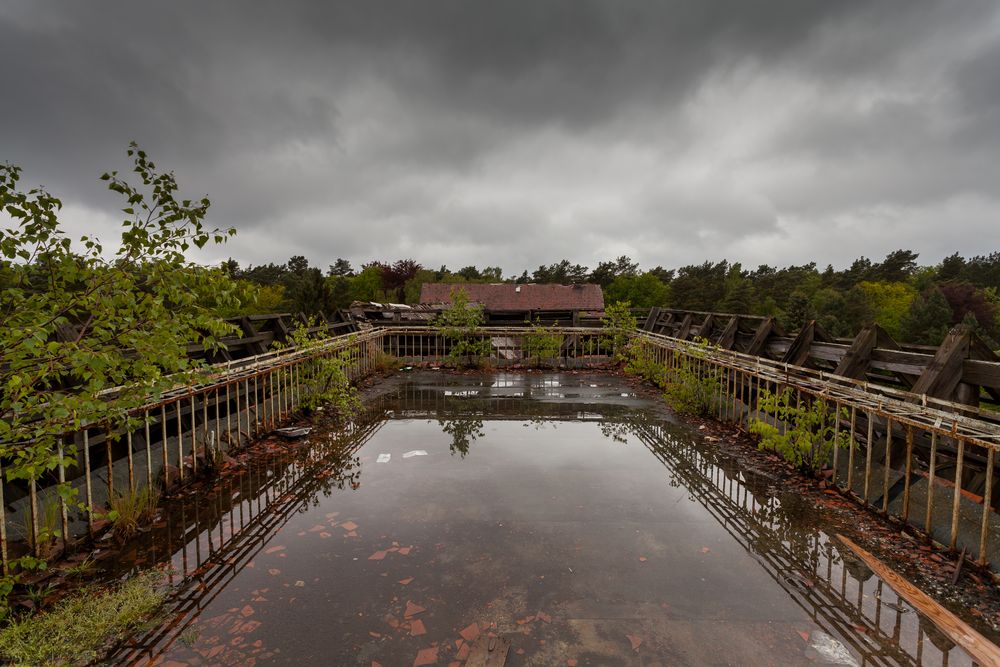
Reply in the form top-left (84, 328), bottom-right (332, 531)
top-left (2, 1), bottom-right (999, 275)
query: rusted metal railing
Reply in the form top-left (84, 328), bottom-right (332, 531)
top-left (6, 324), bottom-right (1000, 578)
top-left (2, 329), bottom-right (387, 571)
top-left (628, 331), bottom-right (1000, 571)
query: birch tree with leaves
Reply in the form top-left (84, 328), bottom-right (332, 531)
top-left (0, 144), bottom-right (240, 539)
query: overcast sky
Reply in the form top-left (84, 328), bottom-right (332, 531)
top-left (2, 1), bottom-right (999, 276)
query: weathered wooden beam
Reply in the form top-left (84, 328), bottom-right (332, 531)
top-left (676, 313), bottom-right (694, 340)
top-left (746, 317), bottom-right (776, 356)
top-left (835, 324), bottom-right (915, 388)
top-left (716, 316), bottom-right (740, 350)
top-left (238, 316), bottom-right (268, 356)
top-left (911, 327), bottom-right (972, 402)
top-left (834, 324), bottom-right (879, 379)
top-left (836, 534), bottom-right (1000, 666)
top-left (642, 306), bottom-right (661, 332)
top-left (781, 320), bottom-right (832, 367)
top-left (697, 313), bottom-right (716, 340)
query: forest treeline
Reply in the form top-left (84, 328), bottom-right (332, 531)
top-left (224, 249), bottom-right (1000, 348)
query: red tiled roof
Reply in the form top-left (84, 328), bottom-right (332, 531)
top-left (419, 283), bottom-right (604, 311)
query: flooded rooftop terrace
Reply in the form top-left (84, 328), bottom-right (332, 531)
top-left (111, 372), bottom-right (984, 666)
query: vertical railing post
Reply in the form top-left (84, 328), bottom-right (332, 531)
top-left (882, 418), bottom-right (893, 514)
top-left (863, 411), bottom-right (874, 505)
top-left (176, 400), bottom-right (185, 483)
top-left (161, 405), bottom-right (169, 490)
top-left (57, 438), bottom-right (69, 546)
top-left (846, 406), bottom-right (857, 492)
top-left (925, 432), bottom-right (938, 536)
top-left (0, 461), bottom-right (7, 574)
top-left (951, 437), bottom-right (965, 549)
top-left (144, 411), bottom-right (153, 489)
top-left (979, 446), bottom-right (995, 566)
top-left (126, 428), bottom-right (135, 495)
top-left (902, 426), bottom-right (914, 523)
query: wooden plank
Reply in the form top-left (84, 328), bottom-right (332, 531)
top-left (676, 313), bottom-right (693, 341)
top-left (652, 310), bottom-right (674, 335)
top-left (912, 327), bottom-right (972, 401)
top-left (717, 316), bottom-right (740, 350)
top-left (781, 321), bottom-right (831, 367)
top-left (697, 313), bottom-right (715, 340)
top-left (642, 306), bottom-right (660, 331)
top-left (834, 324), bottom-right (878, 379)
top-left (746, 317), bottom-right (775, 356)
top-left (836, 534), bottom-right (1000, 666)
top-left (836, 324), bottom-right (914, 388)
top-left (466, 635), bottom-right (511, 667)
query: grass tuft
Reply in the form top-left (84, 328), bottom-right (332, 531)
top-left (0, 570), bottom-right (165, 666)
top-left (108, 486), bottom-right (160, 542)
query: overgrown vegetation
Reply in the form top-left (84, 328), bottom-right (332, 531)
top-left (521, 319), bottom-right (563, 367)
top-left (662, 339), bottom-right (722, 417)
top-left (279, 321), bottom-right (360, 417)
top-left (601, 300), bottom-right (637, 361)
top-left (437, 288), bottom-right (491, 367)
top-left (18, 500), bottom-right (62, 562)
top-left (0, 145), bottom-right (238, 589)
top-left (108, 486), bottom-right (161, 543)
top-left (622, 341), bottom-right (669, 388)
top-left (0, 570), bottom-right (165, 666)
top-left (371, 351), bottom-right (400, 374)
top-left (749, 388), bottom-right (852, 474)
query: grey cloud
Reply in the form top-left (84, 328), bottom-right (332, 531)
top-left (1, 0), bottom-right (999, 273)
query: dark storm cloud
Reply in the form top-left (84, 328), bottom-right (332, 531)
top-left (1, 0), bottom-right (999, 273)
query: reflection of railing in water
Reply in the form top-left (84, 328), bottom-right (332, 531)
top-left (630, 419), bottom-right (975, 666)
top-left (106, 407), bottom-right (388, 665)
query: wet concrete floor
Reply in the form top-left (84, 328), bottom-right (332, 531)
top-left (114, 372), bottom-right (980, 666)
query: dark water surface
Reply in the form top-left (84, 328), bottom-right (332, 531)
top-left (111, 372), bottom-right (977, 666)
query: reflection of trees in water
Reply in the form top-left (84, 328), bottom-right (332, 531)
top-left (305, 453), bottom-right (363, 507)
top-left (439, 417), bottom-right (485, 457)
top-left (600, 420), bottom-right (630, 444)
top-left (523, 414), bottom-right (557, 431)
top-left (435, 397), bottom-right (486, 457)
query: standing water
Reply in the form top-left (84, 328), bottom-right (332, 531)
top-left (108, 373), bottom-right (982, 666)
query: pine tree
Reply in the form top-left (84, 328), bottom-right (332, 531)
top-left (901, 288), bottom-right (952, 345)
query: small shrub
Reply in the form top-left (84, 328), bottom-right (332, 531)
top-left (662, 338), bottom-right (722, 416)
top-left (623, 340), bottom-right (669, 387)
top-left (108, 486), bottom-right (160, 543)
top-left (0, 570), bottom-right (165, 666)
top-left (372, 352), bottom-right (399, 374)
top-left (302, 348), bottom-right (360, 417)
top-left (522, 319), bottom-right (563, 368)
top-left (601, 301), bottom-right (637, 361)
top-left (437, 288), bottom-right (492, 367)
top-left (280, 321), bottom-right (361, 418)
top-left (749, 388), bottom-right (851, 474)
